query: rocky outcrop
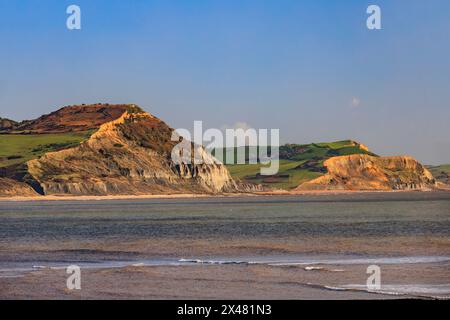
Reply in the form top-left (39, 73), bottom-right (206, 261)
top-left (296, 154), bottom-right (437, 191)
top-left (0, 118), bottom-right (18, 132)
top-left (0, 177), bottom-right (39, 197)
top-left (355, 142), bottom-right (370, 152)
top-left (24, 107), bottom-right (241, 195)
top-left (2, 104), bottom-right (439, 196)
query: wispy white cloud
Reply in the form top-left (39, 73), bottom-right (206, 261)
top-left (220, 122), bottom-right (258, 147)
top-left (221, 121), bottom-right (254, 132)
top-left (351, 97), bottom-right (361, 108)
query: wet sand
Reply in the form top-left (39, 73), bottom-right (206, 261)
top-left (1, 235), bottom-right (449, 299)
top-left (1, 261), bottom-right (449, 299)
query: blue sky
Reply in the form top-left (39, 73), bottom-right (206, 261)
top-left (0, 0), bottom-right (449, 164)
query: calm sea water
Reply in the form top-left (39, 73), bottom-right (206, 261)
top-left (1, 193), bottom-right (449, 240)
top-left (1, 192), bottom-right (449, 297)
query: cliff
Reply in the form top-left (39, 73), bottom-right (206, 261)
top-left (1, 104), bottom-right (445, 197)
top-left (1, 104), bottom-right (247, 196)
top-left (295, 154), bottom-right (437, 191)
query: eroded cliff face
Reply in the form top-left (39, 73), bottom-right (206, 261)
top-left (2, 104), bottom-right (440, 196)
top-left (26, 109), bottom-right (240, 195)
top-left (0, 178), bottom-right (39, 197)
top-left (296, 154), bottom-right (437, 191)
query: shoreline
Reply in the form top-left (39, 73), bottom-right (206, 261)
top-left (1, 189), bottom-right (449, 202)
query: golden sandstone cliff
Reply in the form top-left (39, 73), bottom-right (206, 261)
top-left (0, 104), bottom-right (445, 197)
top-left (1, 104), bottom-right (246, 196)
top-left (26, 108), bottom-right (240, 195)
top-left (296, 154), bottom-right (437, 191)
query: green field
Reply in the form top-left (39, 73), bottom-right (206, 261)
top-left (429, 164), bottom-right (450, 173)
top-left (221, 140), bottom-right (376, 190)
top-left (228, 160), bottom-right (323, 189)
top-left (0, 131), bottom-right (93, 168)
top-left (428, 164), bottom-right (450, 178)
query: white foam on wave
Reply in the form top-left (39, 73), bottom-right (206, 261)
top-left (33, 265), bottom-right (75, 270)
top-left (131, 263), bottom-right (145, 267)
top-left (269, 256), bottom-right (450, 266)
top-left (304, 266), bottom-right (323, 271)
top-left (178, 258), bottom-right (247, 265)
top-left (2, 259), bottom-right (182, 276)
top-left (327, 284), bottom-right (450, 299)
top-left (3, 255), bottom-right (448, 279)
top-left (178, 255), bottom-right (450, 267)
top-left (304, 266), bottom-right (345, 272)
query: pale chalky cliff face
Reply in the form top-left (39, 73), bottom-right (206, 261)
top-left (0, 104), bottom-right (445, 197)
top-left (24, 105), bottom-right (239, 196)
top-left (296, 154), bottom-right (437, 191)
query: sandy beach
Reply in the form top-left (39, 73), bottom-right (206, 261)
top-left (0, 193), bottom-right (231, 202)
top-left (1, 189), bottom-right (448, 202)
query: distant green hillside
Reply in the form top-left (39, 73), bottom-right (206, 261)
top-left (429, 164), bottom-right (450, 173)
top-left (213, 140), bottom-right (376, 190)
top-left (0, 131), bottom-right (93, 168)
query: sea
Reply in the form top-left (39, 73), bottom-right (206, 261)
top-left (1, 192), bottom-right (449, 299)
